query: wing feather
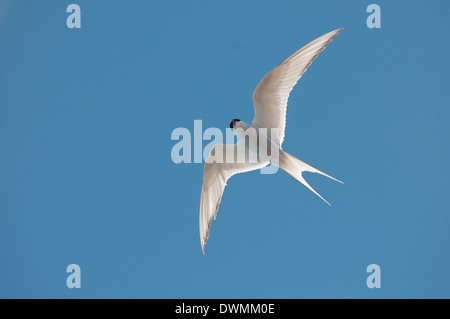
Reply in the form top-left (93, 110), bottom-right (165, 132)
top-left (252, 28), bottom-right (343, 147)
top-left (199, 143), bottom-right (268, 254)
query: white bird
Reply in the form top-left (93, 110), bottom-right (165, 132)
top-left (199, 28), bottom-right (344, 254)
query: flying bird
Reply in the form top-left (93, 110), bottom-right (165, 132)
top-left (199, 28), bottom-right (344, 254)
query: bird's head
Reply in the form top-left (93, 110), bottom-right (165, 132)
top-left (229, 119), bottom-right (241, 130)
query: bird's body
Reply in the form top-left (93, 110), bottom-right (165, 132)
top-left (232, 121), bottom-right (278, 163)
top-left (199, 28), bottom-right (344, 254)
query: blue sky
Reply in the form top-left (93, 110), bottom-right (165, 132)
top-left (0, 0), bottom-right (449, 298)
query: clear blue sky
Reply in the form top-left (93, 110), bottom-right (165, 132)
top-left (1, 0), bottom-right (449, 298)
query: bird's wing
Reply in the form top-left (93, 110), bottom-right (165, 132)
top-left (199, 143), bottom-right (269, 254)
top-left (252, 28), bottom-right (343, 147)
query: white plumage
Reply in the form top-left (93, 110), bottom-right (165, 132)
top-left (199, 29), bottom-right (344, 254)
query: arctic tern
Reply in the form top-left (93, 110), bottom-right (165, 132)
top-left (199, 28), bottom-right (344, 254)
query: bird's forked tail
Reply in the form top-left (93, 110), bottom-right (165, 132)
top-left (278, 150), bottom-right (343, 205)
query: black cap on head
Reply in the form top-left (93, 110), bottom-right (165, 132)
top-left (229, 119), bottom-right (241, 129)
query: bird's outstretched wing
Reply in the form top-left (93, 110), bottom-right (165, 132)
top-left (252, 28), bottom-right (343, 147)
top-left (199, 143), bottom-right (268, 254)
